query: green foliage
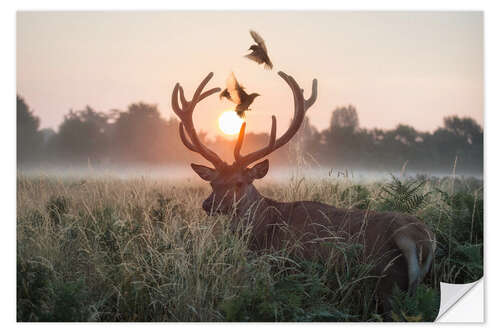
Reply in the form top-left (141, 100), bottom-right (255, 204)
top-left (47, 278), bottom-right (91, 321)
top-left (437, 189), bottom-right (483, 244)
top-left (220, 261), bottom-right (353, 322)
top-left (149, 193), bottom-right (171, 222)
top-left (450, 243), bottom-right (483, 278)
top-left (148, 192), bottom-right (185, 224)
top-left (17, 259), bottom-right (53, 321)
top-left (46, 195), bottom-right (71, 225)
top-left (389, 285), bottom-right (440, 322)
top-left (21, 209), bottom-right (45, 230)
top-left (340, 185), bottom-right (371, 209)
top-left (17, 259), bottom-right (91, 321)
top-left (428, 187), bottom-right (483, 284)
top-left (379, 175), bottom-right (429, 214)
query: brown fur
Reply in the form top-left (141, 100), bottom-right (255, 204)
top-left (205, 184), bottom-right (435, 315)
top-left (242, 197), bottom-right (435, 297)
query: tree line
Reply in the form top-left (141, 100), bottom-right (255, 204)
top-left (17, 95), bottom-right (483, 173)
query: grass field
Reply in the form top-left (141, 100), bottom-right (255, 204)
top-left (16, 173), bottom-right (483, 322)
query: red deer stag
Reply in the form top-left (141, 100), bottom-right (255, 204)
top-left (172, 71), bottom-right (436, 315)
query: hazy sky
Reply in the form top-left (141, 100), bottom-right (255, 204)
top-left (17, 11), bottom-right (483, 138)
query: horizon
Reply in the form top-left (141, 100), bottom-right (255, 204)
top-left (17, 11), bottom-right (483, 138)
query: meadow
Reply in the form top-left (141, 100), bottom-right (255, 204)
top-left (16, 173), bottom-right (483, 322)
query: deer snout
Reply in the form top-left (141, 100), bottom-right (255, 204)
top-left (202, 194), bottom-right (223, 215)
top-left (202, 197), bottom-right (213, 214)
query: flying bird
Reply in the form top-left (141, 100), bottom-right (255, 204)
top-left (220, 72), bottom-right (260, 118)
top-left (219, 89), bottom-right (231, 101)
top-left (245, 30), bottom-right (273, 70)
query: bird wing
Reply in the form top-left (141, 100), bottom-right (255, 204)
top-left (245, 53), bottom-right (264, 64)
top-left (226, 72), bottom-right (241, 105)
top-left (250, 30), bottom-right (268, 54)
top-left (264, 57), bottom-right (273, 70)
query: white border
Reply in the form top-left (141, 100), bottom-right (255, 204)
top-left (3, 1), bottom-right (498, 332)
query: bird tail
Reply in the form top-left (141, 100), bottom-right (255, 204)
top-left (236, 110), bottom-right (245, 118)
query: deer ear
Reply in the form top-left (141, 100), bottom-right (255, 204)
top-left (191, 163), bottom-right (217, 181)
top-left (248, 159), bottom-right (269, 180)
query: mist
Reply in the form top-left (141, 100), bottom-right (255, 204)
top-left (17, 94), bottom-right (483, 181)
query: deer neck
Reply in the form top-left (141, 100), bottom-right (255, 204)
top-left (236, 184), bottom-right (263, 217)
top-left (237, 185), bottom-right (283, 221)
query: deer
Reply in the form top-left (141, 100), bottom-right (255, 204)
top-left (171, 71), bottom-right (436, 317)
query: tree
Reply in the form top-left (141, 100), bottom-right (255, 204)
top-left (17, 95), bottom-right (41, 165)
top-left (16, 94), bottom-right (484, 174)
top-left (430, 116), bottom-right (483, 172)
top-left (112, 103), bottom-right (180, 164)
top-left (330, 105), bottom-right (359, 131)
top-left (443, 116), bottom-right (482, 146)
top-left (378, 124), bottom-right (421, 170)
top-left (54, 106), bottom-right (110, 163)
top-left (321, 105), bottom-right (361, 166)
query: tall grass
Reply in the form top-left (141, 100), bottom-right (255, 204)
top-left (16, 174), bottom-right (483, 322)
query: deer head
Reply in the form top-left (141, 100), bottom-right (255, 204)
top-left (172, 71), bottom-right (318, 216)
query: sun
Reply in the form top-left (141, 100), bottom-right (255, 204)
top-left (218, 110), bottom-right (244, 135)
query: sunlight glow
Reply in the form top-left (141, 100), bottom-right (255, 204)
top-left (218, 111), bottom-right (244, 135)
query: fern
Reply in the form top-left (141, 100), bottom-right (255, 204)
top-left (389, 285), bottom-right (439, 322)
top-left (380, 175), bottom-right (429, 214)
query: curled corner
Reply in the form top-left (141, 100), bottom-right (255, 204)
top-left (435, 278), bottom-right (484, 322)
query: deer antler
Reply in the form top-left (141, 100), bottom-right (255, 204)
top-left (234, 71), bottom-right (318, 168)
top-left (172, 72), bottom-right (227, 169)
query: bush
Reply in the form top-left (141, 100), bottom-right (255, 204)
top-left (17, 258), bottom-right (92, 321)
top-left (389, 285), bottom-right (440, 322)
top-left (220, 260), bottom-right (353, 322)
top-left (17, 259), bottom-right (53, 321)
